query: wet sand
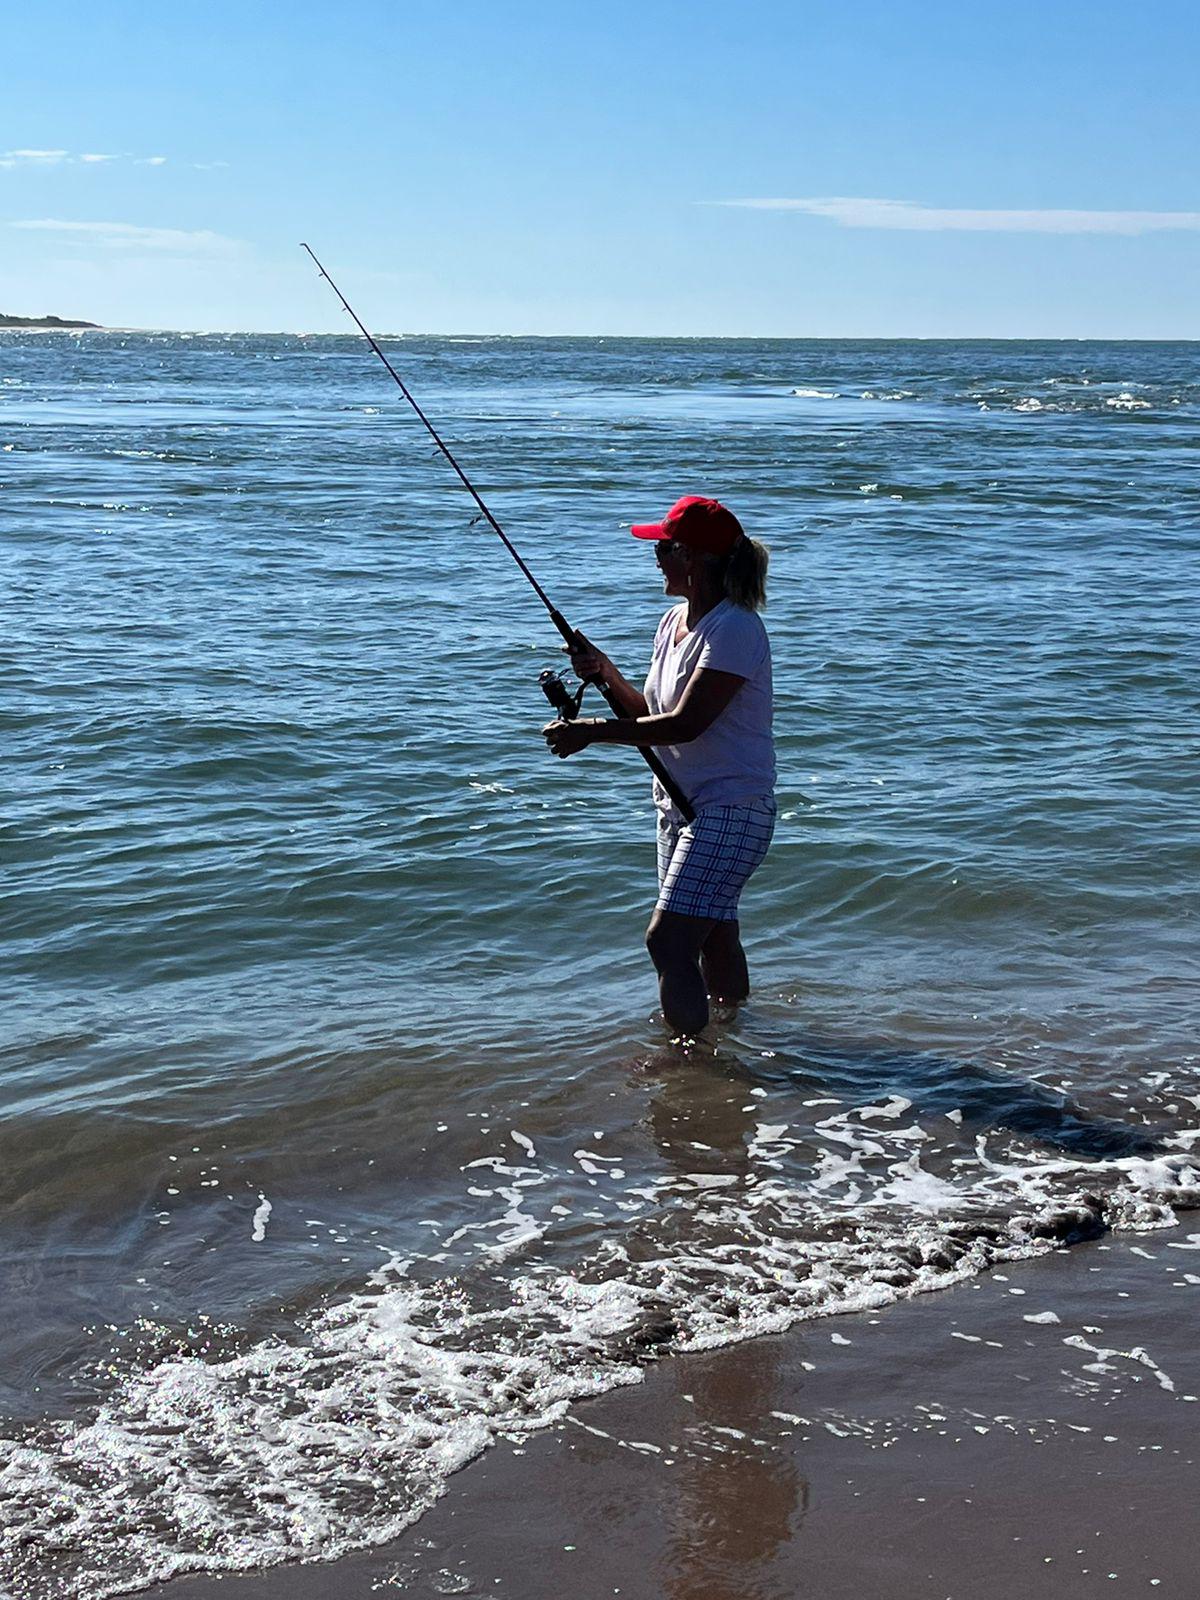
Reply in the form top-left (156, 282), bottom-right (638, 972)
top-left (147, 1230), bottom-right (1199, 1600)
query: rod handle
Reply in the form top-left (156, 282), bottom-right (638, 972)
top-left (592, 680), bottom-right (696, 824)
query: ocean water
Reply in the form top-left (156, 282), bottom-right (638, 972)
top-left (1, 331), bottom-right (1197, 1597)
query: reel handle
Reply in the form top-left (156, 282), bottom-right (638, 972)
top-left (538, 666), bottom-right (695, 824)
top-left (539, 669), bottom-right (585, 722)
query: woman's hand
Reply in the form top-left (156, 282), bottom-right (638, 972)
top-left (566, 632), bottom-right (611, 686)
top-left (542, 717), bottom-right (599, 758)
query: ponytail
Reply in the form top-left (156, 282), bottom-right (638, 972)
top-left (705, 537), bottom-right (769, 610)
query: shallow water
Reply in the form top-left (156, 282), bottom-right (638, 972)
top-left (1, 332), bottom-right (1197, 1596)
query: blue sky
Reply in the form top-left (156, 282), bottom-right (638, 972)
top-left (3, 1), bottom-right (1198, 335)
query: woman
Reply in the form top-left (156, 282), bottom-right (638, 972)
top-left (543, 495), bottom-right (775, 1037)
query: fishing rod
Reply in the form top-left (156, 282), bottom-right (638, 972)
top-left (301, 242), bottom-right (695, 823)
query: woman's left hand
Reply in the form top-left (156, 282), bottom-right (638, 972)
top-left (542, 718), bottom-right (597, 758)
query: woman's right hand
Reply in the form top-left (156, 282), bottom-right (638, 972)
top-left (567, 632), bottom-right (611, 686)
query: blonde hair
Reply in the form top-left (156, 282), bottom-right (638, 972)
top-left (704, 537), bottom-right (769, 610)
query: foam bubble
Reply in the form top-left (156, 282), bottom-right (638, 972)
top-left (1106, 392), bottom-right (1151, 410)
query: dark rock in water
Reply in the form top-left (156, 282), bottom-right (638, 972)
top-left (870, 1267), bottom-right (915, 1288)
top-left (598, 1302), bottom-right (678, 1360)
top-left (1019, 1194), bottom-right (1106, 1246)
top-left (629, 1311), bottom-right (678, 1351)
top-left (942, 1218), bottom-right (1005, 1242)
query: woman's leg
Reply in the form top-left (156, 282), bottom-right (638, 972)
top-left (700, 919), bottom-right (749, 1004)
top-left (645, 908), bottom-right (716, 1036)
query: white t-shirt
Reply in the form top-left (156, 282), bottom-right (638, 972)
top-left (643, 599), bottom-right (775, 814)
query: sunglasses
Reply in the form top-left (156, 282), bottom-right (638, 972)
top-left (654, 540), bottom-right (689, 564)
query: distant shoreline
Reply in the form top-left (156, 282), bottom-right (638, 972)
top-left (0, 313), bottom-right (101, 329)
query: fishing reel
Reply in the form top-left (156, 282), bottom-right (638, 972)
top-left (538, 668), bottom-right (588, 722)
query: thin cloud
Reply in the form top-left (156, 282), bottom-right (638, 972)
top-left (0, 149), bottom-right (70, 168)
top-left (708, 196), bottom-right (1200, 235)
top-left (11, 219), bottom-right (242, 254)
top-left (1, 149), bottom-right (183, 170)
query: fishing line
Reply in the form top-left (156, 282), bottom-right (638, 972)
top-left (302, 243), bottom-right (694, 821)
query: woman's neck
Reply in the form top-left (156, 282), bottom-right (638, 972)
top-left (685, 580), bottom-right (724, 628)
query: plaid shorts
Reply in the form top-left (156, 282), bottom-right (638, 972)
top-left (655, 797), bottom-right (777, 922)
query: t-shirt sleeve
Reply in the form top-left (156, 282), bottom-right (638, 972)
top-left (696, 608), bottom-right (766, 679)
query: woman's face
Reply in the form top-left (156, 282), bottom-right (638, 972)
top-left (655, 538), bottom-right (692, 597)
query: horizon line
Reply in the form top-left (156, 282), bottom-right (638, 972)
top-left (5, 323), bottom-right (1198, 343)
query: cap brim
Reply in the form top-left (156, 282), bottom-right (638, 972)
top-left (630, 522), bottom-right (668, 540)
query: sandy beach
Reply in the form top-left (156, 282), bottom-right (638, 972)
top-left (140, 1229), bottom-right (1199, 1600)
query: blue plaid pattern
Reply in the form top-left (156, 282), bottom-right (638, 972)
top-left (655, 797), bottom-right (777, 921)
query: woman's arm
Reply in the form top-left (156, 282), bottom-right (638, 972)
top-left (567, 633), bottom-right (648, 719)
top-left (544, 667), bottom-right (745, 757)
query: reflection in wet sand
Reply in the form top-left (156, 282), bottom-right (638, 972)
top-left (644, 1054), bottom-right (807, 1598)
top-left (663, 1341), bottom-right (807, 1600)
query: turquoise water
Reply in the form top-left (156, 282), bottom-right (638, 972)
top-left (2, 332), bottom-right (1197, 1596)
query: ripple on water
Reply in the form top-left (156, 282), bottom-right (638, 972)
top-left (1, 332), bottom-right (1196, 1594)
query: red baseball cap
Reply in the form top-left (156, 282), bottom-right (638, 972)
top-left (631, 495), bottom-right (745, 557)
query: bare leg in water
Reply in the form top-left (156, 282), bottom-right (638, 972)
top-left (646, 910), bottom-right (750, 1034)
top-left (700, 919), bottom-right (749, 1005)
